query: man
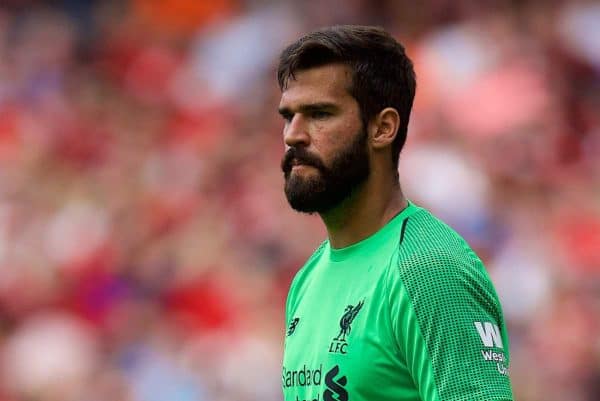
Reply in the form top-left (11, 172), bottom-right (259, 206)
top-left (277, 25), bottom-right (513, 401)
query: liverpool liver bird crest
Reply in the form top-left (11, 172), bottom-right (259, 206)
top-left (334, 300), bottom-right (364, 342)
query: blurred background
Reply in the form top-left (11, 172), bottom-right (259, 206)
top-left (0, 0), bottom-right (598, 400)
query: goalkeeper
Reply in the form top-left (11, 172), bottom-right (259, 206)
top-left (277, 25), bottom-right (513, 401)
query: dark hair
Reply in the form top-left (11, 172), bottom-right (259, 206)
top-left (277, 25), bottom-right (416, 167)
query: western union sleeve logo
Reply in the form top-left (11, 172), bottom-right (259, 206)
top-left (474, 321), bottom-right (503, 348)
top-left (475, 321), bottom-right (510, 376)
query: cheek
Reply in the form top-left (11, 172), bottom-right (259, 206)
top-left (321, 120), bottom-right (361, 149)
top-left (310, 110), bottom-right (363, 156)
top-left (311, 130), bottom-right (340, 161)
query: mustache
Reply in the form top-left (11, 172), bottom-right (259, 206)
top-left (281, 147), bottom-right (326, 174)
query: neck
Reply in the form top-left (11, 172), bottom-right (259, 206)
top-left (320, 174), bottom-right (407, 249)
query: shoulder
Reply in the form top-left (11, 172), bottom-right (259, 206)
top-left (397, 207), bottom-right (485, 275)
top-left (285, 241), bottom-right (327, 312)
top-left (290, 240), bottom-right (327, 287)
top-left (388, 207), bottom-right (513, 400)
top-left (393, 207), bottom-right (499, 311)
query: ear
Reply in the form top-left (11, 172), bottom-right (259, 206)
top-left (369, 107), bottom-right (400, 150)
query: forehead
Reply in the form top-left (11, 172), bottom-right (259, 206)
top-left (279, 64), bottom-right (354, 107)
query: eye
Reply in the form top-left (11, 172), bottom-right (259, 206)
top-left (280, 112), bottom-right (293, 122)
top-left (310, 110), bottom-right (331, 120)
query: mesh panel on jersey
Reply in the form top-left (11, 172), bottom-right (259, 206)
top-left (397, 209), bottom-right (513, 401)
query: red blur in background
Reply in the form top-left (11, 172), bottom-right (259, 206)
top-left (0, 1), bottom-right (598, 401)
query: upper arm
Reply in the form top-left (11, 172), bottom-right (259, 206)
top-left (389, 250), bottom-right (513, 401)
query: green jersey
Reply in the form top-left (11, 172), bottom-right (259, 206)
top-left (282, 202), bottom-right (513, 401)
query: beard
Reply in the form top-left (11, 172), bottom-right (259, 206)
top-left (281, 128), bottom-right (370, 214)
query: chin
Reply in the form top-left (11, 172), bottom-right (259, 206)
top-left (285, 179), bottom-right (326, 213)
top-left (285, 186), bottom-right (342, 214)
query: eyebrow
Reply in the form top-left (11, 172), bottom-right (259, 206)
top-left (278, 102), bottom-right (339, 116)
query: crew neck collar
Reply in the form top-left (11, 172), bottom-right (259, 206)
top-left (327, 201), bottom-right (417, 262)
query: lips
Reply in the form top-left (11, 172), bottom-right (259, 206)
top-left (292, 159), bottom-right (310, 167)
top-left (286, 158), bottom-right (312, 171)
top-left (290, 159), bottom-right (319, 172)
top-left (292, 164), bottom-right (313, 170)
top-left (281, 149), bottom-right (324, 175)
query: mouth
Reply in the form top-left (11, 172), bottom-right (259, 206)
top-left (285, 160), bottom-right (319, 178)
top-left (291, 163), bottom-right (315, 171)
top-left (288, 158), bottom-right (307, 169)
top-left (282, 152), bottom-right (322, 175)
top-left (292, 157), bottom-right (318, 167)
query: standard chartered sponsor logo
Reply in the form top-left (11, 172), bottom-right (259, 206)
top-left (282, 364), bottom-right (322, 388)
top-left (282, 365), bottom-right (349, 401)
top-left (323, 365), bottom-right (348, 401)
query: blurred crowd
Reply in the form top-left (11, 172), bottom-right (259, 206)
top-left (0, 0), bottom-right (598, 400)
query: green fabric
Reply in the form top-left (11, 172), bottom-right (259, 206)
top-left (282, 202), bottom-right (513, 401)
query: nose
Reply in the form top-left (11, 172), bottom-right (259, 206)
top-left (284, 115), bottom-right (310, 148)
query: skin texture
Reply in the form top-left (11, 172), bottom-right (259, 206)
top-left (279, 63), bottom-right (408, 248)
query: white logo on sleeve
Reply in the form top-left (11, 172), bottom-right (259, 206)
top-left (474, 321), bottom-right (503, 349)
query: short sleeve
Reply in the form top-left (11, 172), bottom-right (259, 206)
top-left (388, 248), bottom-right (513, 401)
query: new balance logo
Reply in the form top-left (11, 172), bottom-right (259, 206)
top-left (474, 321), bottom-right (503, 348)
top-left (287, 317), bottom-right (300, 336)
